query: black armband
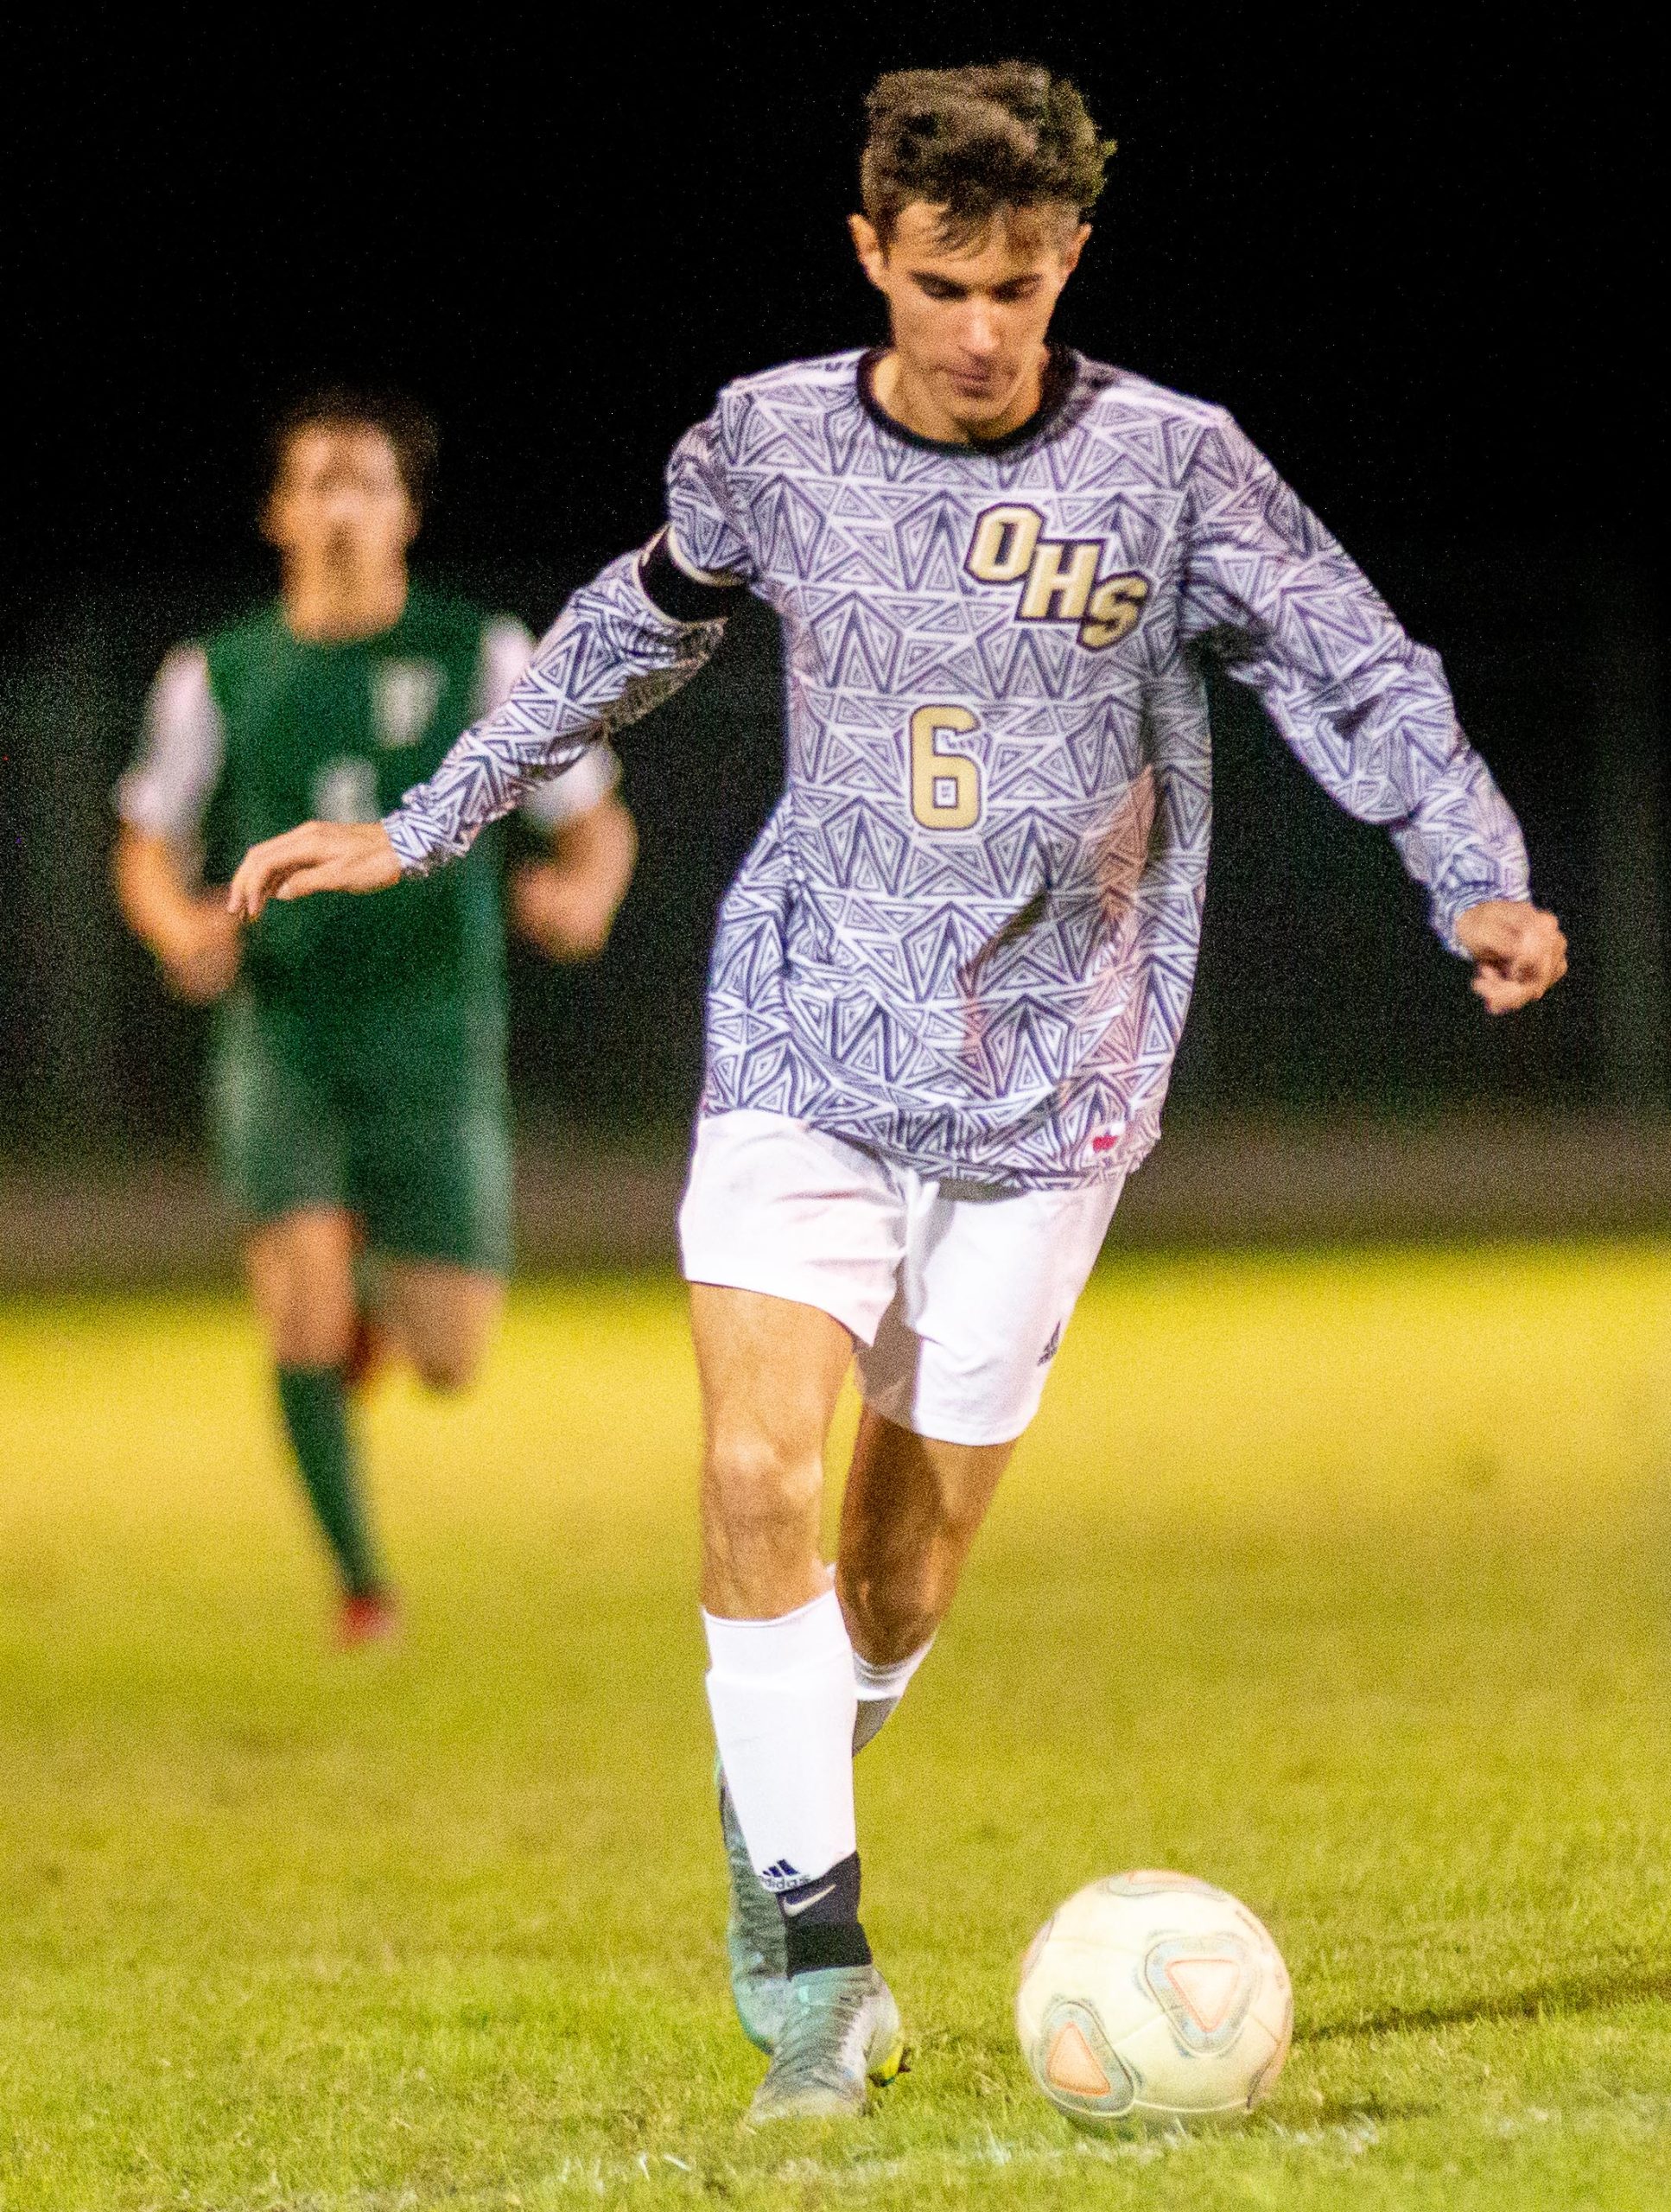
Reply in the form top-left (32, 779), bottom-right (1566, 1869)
top-left (639, 527), bottom-right (747, 623)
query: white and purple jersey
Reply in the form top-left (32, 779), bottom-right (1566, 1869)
top-left (384, 346), bottom-right (1530, 1187)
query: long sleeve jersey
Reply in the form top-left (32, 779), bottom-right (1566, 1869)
top-left (384, 346), bottom-right (1530, 1187)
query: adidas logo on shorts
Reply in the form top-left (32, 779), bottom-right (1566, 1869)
top-left (1038, 1323), bottom-right (1063, 1367)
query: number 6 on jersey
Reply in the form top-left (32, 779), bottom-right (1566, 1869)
top-left (910, 704), bottom-right (982, 830)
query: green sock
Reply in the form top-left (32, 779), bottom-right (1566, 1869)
top-left (275, 1365), bottom-right (381, 1597)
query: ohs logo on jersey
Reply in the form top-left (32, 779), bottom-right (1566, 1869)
top-left (964, 505), bottom-right (1149, 650)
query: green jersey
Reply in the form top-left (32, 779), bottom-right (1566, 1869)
top-left (118, 587), bottom-right (617, 1268)
top-left (119, 585), bottom-right (619, 1015)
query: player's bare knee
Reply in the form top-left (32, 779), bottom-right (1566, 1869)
top-left (408, 1337), bottom-right (484, 1395)
top-left (704, 1433), bottom-right (821, 1541)
top-left (403, 1309), bottom-right (486, 1397)
top-left (838, 1565), bottom-right (944, 1670)
top-left (245, 1224), bottom-right (357, 1368)
top-left (265, 1294), bottom-right (356, 1369)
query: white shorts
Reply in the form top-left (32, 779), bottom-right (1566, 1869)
top-left (677, 1109), bottom-right (1123, 1446)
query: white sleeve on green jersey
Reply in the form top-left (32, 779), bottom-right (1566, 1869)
top-left (114, 645), bottom-right (225, 856)
top-left (474, 615), bottom-right (622, 831)
top-left (383, 412), bottom-right (743, 877)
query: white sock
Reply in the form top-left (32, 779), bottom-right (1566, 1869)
top-left (852, 1636), bottom-right (934, 1753)
top-left (704, 1589), bottom-right (857, 1891)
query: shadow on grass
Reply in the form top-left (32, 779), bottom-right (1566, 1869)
top-left (1305, 2094), bottom-right (1438, 2126)
top-left (1306, 1961), bottom-right (1671, 2043)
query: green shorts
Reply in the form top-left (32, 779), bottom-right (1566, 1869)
top-left (210, 991), bottom-right (513, 1275)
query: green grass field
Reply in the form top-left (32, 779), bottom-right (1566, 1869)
top-left (3, 1243), bottom-right (1669, 2210)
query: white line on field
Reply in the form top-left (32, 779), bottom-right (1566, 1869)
top-left (524, 2119), bottom-right (1382, 2198)
top-left (323, 2101), bottom-right (1671, 2208)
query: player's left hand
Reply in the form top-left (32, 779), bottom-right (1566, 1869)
top-left (1454, 899), bottom-right (1567, 1014)
top-left (508, 857), bottom-right (620, 962)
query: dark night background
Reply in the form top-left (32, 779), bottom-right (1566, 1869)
top-left (1, 4), bottom-right (1662, 1170)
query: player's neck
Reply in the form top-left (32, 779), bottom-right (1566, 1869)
top-left (871, 345), bottom-right (1049, 447)
top-left (282, 563), bottom-right (409, 645)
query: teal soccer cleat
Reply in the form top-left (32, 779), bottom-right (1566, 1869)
top-left (719, 1769), bottom-right (789, 2052)
top-left (746, 1964), bottom-right (905, 2124)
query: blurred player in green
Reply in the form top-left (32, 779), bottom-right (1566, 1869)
top-left (113, 391), bottom-right (637, 1645)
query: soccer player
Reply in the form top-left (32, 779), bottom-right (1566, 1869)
top-left (228, 69), bottom-right (1566, 2112)
top-left (116, 391), bottom-right (636, 1645)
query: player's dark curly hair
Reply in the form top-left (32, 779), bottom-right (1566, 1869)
top-left (861, 62), bottom-right (1113, 250)
top-left (265, 386), bottom-right (439, 508)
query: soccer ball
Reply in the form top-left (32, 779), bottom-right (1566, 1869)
top-left (1016, 1871), bottom-right (1293, 2133)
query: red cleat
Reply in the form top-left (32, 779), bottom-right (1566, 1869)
top-left (337, 1590), bottom-right (401, 1649)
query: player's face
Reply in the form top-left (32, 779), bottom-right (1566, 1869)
top-left (850, 201), bottom-right (1090, 435)
top-left (264, 426), bottom-right (417, 577)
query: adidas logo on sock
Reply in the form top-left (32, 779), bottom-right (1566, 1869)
top-left (761, 1859), bottom-right (804, 1892)
top-left (1037, 1322), bottom-right (1063, 1366)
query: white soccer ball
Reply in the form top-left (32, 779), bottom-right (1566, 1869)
top-left (1016, 1871), bottom-right (1293, 2133)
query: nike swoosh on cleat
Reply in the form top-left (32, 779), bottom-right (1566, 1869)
top-left (779, 1882), bottom-right (837, 1916)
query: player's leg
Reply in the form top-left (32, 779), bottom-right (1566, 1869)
top-left (347, 1006), bottom-right (514, 1392)
top-left (695, 1283), bottom-right (848, 1613)
top-left (681, 1111), bottom-right (910, 2114)
top-left (378, 1262), bottom-right (505, 1395)
top-left (210, 994), bottom-right (392, 1631)
top-left (692, 1282), bottom-right (905, 2118)
top-left (693, 1281), bottom-right (848, 2055)
top-left (244, 1204), bottom-right (391, 1619)
top-left (694, 1281), bottom-right (859, 1912)
top-left (837, 1413), bottom-right (1014, 1750)
top-left (841, 1170), bottom-right (1128, 1745)
top-left (320, 1008), bottom-right (512, 1636)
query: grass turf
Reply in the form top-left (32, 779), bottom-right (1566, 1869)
top-left (0, 1243), bottom-right (1668, 2210)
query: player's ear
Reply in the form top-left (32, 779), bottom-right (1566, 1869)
top-left (848, 213), bottom-right (887, 292)
top-left (1058, 222), bottom-right (1092, 280)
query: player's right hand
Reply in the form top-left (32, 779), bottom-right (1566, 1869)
top-left (226, 821), bottom-right (403, 919)
top-left (1453, 899), bottom-right (1568, 1014)
top-left (158, 900), bottom-right (244, 1004)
